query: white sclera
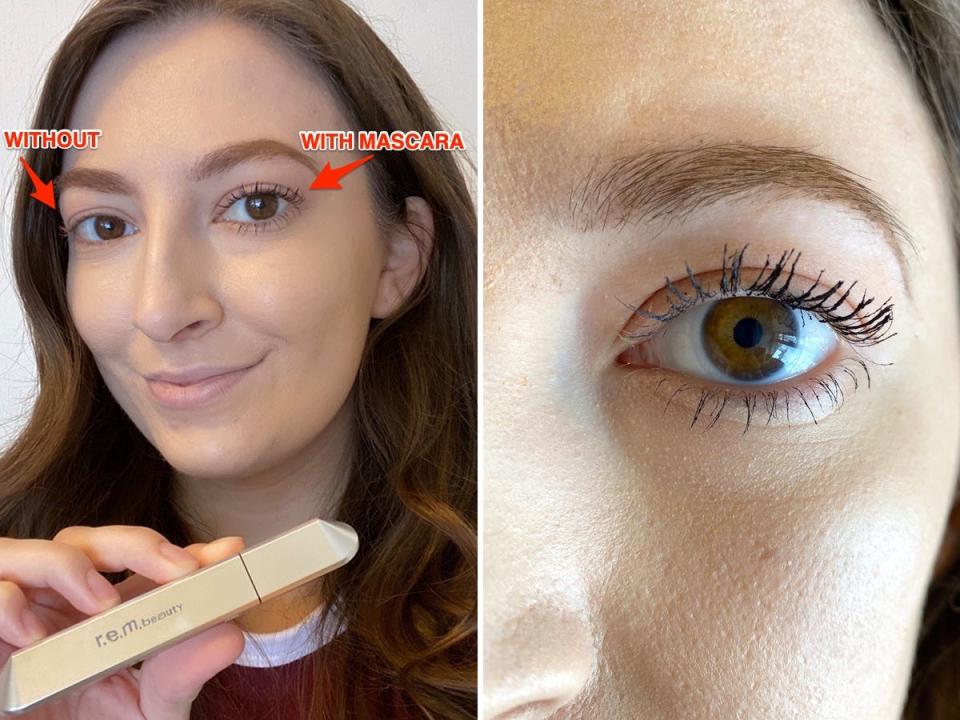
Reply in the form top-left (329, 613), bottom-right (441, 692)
top-left (72, 215), bottom-right (138, 243)
top-left (648, 299), bottom-right (837, 386)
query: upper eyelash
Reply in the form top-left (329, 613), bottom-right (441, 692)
top-left (213, 181), bottom-right (303, 214)
top-left (214, 182), bottom-right (304, 235)
top-left (620, 243), bottom-right (896, 346)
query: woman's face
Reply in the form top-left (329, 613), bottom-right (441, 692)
top-left (62, 17), bottom-right (387, 483)
top-left (484, 1), bottom-right (960, 718)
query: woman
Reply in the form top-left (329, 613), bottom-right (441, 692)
top-left (0, 0), bottom-right (476, 718)
top-left (483, 0), bottom-right (959, 718)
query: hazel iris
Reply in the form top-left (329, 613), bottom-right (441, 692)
top-left (702, 297), bottom-right (799, 381)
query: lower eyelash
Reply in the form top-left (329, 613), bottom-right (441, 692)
top-left (640, 356), bottom-right (873, 434)
top-left (227, 207), bottom-right (302, 235)
top-left (216, 182), bottom-right (304, 235)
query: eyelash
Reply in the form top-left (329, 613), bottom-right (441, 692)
top-left (61, 182), bottom-right (305, 242)
top-left (618, 244), bottom-right (895, 432)
top-left (213, 182), bottom-right (304, 235)
top-left (621, 244), bottom-right (895, 345)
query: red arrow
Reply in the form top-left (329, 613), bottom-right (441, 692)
top-left (309, 154), bottom-right (375, 190)
top-left (19, 157), bottom-right (55, 209)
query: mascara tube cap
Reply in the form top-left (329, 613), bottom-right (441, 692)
top-left (240, 520), bottom-right (358, 602)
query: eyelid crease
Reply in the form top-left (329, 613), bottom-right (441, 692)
top-left (570, 143), bottom-right (917, 298)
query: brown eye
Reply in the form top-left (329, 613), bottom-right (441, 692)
top-left (70, 214), bottom-right (135, 243)
top-left (94, 216), bottom-right (127, 240)
top-left (617, 293), bottom-right (836, 386)
top-left (702, 297), bottom-right (799, 381)
top-left (244, 194), bottom-right (279, 220)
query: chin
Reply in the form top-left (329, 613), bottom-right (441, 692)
top-left (153, 434), bottom-right (262, 481)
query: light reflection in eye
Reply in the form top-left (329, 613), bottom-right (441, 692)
top-left (71, 215), bottom-right (139, 243)
top-left (619, 296), bottom-right (837, 386)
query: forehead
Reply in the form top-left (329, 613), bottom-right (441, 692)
top-left (64, 14), bottom-right (346, 173)
top-left (483, 0), bottom-right (946, 273)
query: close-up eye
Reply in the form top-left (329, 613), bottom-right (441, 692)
top-left (69, 214), bottom-right (139, 243)
top-left (620, 295), bottom-right (837, 385)
top-left (214, 182), bottom-right (304, 233)
top-left (614, 246), bottom-right (895, 429)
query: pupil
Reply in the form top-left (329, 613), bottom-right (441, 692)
top-left (732, 317), bottom-right (763, 348)
top-left (245, 194), bottom-right (278, 220)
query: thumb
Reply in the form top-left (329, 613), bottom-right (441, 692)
top-left (136, 536), bottom-right (248, 719)
top-left (137, 622), bottom-right (244, 719)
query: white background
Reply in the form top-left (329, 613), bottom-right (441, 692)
top-left (0, 0), bottom-right (478, 447)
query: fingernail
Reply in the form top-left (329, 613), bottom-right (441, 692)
top-left (208, 536), bottom-right (243, 550)
top-left (19, 609), bottom-right (45, 643)
top-left (159, 542), bottom-right (199, 570)
top-left (86, 568), bottom-right (119, 608)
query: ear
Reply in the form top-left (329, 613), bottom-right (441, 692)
top-left (370, 196), bottom-right (434, 319)
top-left (934, 497), bottom-right (960, 578)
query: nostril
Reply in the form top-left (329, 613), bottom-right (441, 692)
top-left (492, 703), bottom-right (556, 720)
top-left (487, 674), bottom-right (587, 719)
top-left (484, 602), bottom-right (594, 719)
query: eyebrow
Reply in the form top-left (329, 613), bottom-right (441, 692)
top-left (56, 139), bottom-right (320, 195)
top-left (569, 143), bottom-right (917, 271)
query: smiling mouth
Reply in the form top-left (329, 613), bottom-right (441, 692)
top-left (145, 359), bottom-right (262, 409)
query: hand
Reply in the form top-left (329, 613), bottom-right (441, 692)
top-left (0, 527), bottom-right (247, 719)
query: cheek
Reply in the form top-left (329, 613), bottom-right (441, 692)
top-left (246, 203), bottom-right (383, 357)
top-left (486, 259), bottom-right (959, 717)
top-left (65, 258), bottom-right (132, 366)
top-left (588, 414), bottom-right (950, 716)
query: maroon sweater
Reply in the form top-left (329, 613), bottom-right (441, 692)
top-left (195, 646), bottom-right (418, 719)
top-left (197, 652), bottom-right (318, 719)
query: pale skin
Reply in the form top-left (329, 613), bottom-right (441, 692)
top-left (0, 14), bottom-right (430, 720)
top-left (484, 1), bottom-right (960, 719)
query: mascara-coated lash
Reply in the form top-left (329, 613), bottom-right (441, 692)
top-left (616, 245), bottom-right (894, 433)
top-left (620, 244), bottom-right (895, 347)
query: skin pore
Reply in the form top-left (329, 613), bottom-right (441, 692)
top-left (60, 16), bottom-right (428, 634)
top-left (484, 1), bottom-right (960, 718)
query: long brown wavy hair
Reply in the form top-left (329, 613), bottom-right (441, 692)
top-left (864, 1), bottom-right (960, 719)
top-left (0, 1), bottom-right (476, 718)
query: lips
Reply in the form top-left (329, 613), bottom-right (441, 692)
top-left (145, 364), bottom-right (256, 386)
top-left (145, 360), bottom-right (261, 409)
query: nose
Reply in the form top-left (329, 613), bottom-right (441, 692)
top-left (131, 217), bottom-right (223, 342)
top-left (483, 428), bottom-right (595, 719)
top-left (484, 286), bottom-right (604, 717)
top-left (484, 598), bottom-right (594, 719)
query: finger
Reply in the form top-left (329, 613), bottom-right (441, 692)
top-left (138, 622), bottom-right (244, 720)
top-left (185, 536), bottom-right (245, 565)
top-left (53, 525), bottom-right (201, 585)
top-left (0, 581), bottom-right (48, 647)
top-left (0, 537), bottom-right (121, 616)
top-left (114, 536), bottom-right (245, 603)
